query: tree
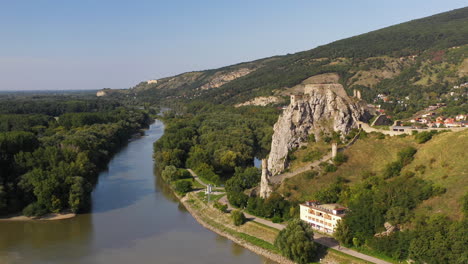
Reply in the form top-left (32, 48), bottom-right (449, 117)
top-left (274, 219), bottom-right (317, 264)
top-left (334, 219), bottom-right (353, 246)
top-left (161, 165), bottom-right (178, 182)
top-left (231, 210), bottom-right (246, 226)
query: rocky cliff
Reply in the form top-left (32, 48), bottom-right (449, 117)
top-left (266, 76), bottom-right (371, 176)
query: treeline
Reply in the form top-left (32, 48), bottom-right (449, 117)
top-left (0, 100), bottom-right (150, 216)
top-left (0, 97), bottom-right (121, 116)
top-left (154, 103), bottom-right (299, 222)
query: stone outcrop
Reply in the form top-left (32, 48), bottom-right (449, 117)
top-left (199, 68), bottom-right (253, 90)
top-left (235, 96), bottom-right (281, 107)
top-left (266, 76), bottom-right (371, 176)
top-left (259, 159), bottom-right (273, 198)
top-left (374, 222), bottom-right (398, 237)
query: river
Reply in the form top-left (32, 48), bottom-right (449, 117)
top-left (0, 121), bottom-right (272, 264)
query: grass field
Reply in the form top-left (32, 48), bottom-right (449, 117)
top-left (279, 133), bottom-right (416, 201)
top-left (403, 130), bottom-right (468, 220)
top-left (287, 141), bottom-right (330, 171)
top-left (279, 130), bottom-right (467, 219)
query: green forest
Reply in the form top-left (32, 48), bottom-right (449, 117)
top-left (0, 95), bottom-right (151, 216)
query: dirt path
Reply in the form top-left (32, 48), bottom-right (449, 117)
top-left (271, 129), bottom-right (362, 184)
top-left (187, 168), bottom-right (208, 187)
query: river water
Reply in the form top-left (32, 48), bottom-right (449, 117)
top-left (0, 121), bottom-right (271, 264)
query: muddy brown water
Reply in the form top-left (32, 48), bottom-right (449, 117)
top-left (0, 121), bottom-right (273, 264)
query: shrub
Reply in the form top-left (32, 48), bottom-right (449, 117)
top-left (271, 215), bottom-right (283, 223)
top-left (174, 181), bottom-right (192, 194)
top-left (322, 163), bottom-right (337, 173)
top-left (23, 202), bottom-right (48, 217)
top-left (383, 161), bottom-right (403, 179)
top-left (333, 152), bottom-right (348, 165)
top-left (213, 201), bottom-right (228, 213)
top-left (308, 134), bottom-right (316, 142)
top-left (231, 210), bottom-right (246, 226)
top-left (398, 146), bottom-right (417, 165)
top-left (302, 150), bottom-right (322, 162)
top-left (415, 131), bottom-right (433, 144)
top-left (303, 171), bottom-right (318, 180)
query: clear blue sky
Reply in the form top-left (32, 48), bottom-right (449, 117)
top-left (0, 0), bottom-right (466, 91)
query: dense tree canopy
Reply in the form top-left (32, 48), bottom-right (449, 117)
top-left (0, 96), bottom-right (150, 216)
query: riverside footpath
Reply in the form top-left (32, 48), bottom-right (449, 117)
top-left (189, 166), bottom-right (392, 264)
top-left (218, 195), bottom-right (392, 264)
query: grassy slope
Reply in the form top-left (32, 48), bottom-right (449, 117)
top-left (280, 130), bottom-right (467, 219)
top-left (279, 133), bottom-right (416, 201)
top-left (403, 130), bottom-right (468, 219)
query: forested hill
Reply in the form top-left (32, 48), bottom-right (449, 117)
top-left (110, 7), bottom-right (468, 118)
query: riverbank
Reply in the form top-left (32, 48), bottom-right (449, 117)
top-left (178, 191), bottom-right (294, 264)
top-left (0, 212), bottom-right (76, 222)
top-left (174, 189), bottom-right (372, 264)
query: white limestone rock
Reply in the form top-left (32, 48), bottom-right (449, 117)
top-left (267, 82), bottom-right (370, 176)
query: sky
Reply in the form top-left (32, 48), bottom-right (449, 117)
top-left (0, 0), bottom-right (467, 91)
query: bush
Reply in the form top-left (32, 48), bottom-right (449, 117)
top-left (415, 131), bottom-right (433, 143)
top-left (231, 210), bottom-right (246, 226)
top-left (174, 181), bottom-right (192, 194)
top-left (271, 215), bottom-right (283, 223)
top-left (213, 201), bottom-right (228, 213)
top-left (383, 161), bottom-right (403, 179)
top-left (333, 152), bottom-right (348, 165)
top-left (303, 171), bottom-right (318, 180)
top-left (398, 146), bottom-right (417, 166)
top-left (22, 202), bottom-right (48, 217)
top-left (376, 132), bottom-right (386, 139)
top-left (302, 150), bottom-right (322, 162)
top-left (322, 163), bottom-right (337, 173)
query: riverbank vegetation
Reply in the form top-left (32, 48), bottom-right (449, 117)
top-left (0, 96), bottom-right (151, 217)
top-left (182, 189), bottom-right (370, 264)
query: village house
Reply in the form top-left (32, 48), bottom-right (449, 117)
top-left (456, 114), bottom-right (466, 121)
top-left (300, 201), bottom-right (347, 234)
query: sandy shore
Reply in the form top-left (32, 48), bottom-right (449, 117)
top-left (0, 212), bottom-right (76, 222)
top-left (178, 194), bottom-right (294, 264)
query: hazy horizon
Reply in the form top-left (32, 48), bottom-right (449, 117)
top-left (1, 1), bottom-right (467, 91)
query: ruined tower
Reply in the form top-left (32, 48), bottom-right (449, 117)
top-left (331, 142), bottom-right (338, 158)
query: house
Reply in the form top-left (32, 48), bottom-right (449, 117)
top-left (391, 126), bottom-right (411, 132)
top-left (300, 201), bottom-right (347, 234)
top-left (456, 114), bottom-right (466, 121)
top-left (435, 121), bottom-right (444, 127)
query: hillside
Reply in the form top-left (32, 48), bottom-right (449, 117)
top-left (278, 130), bottom-right (467, 220)
top-left (109, 7), bottom-right (468, 118)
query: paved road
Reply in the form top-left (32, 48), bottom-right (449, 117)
top-left (218, 195), bottom-right (392, 264)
